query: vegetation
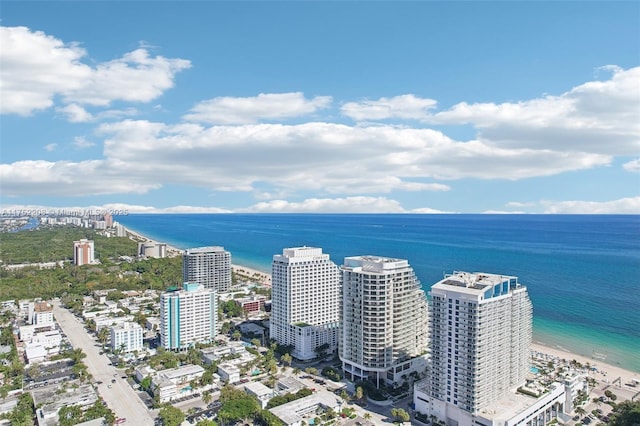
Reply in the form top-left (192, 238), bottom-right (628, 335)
top-left (0, 228), bottom-right (182, 301)
top-left (57, 400), bottom-right (115, 426)
top-left (217, 385), bottom-right (260, 424)
top-left (221, 300), bottom-right (244, 318)
top-left (0, 326), bottom-right (23, 395)
top-left (0, 227), bottom-right (137, 264)
top-left (266, 388), bottom-right (313, 409)
top-left (608, 400), bottom-right (640, 426)
top-left (390, 407), bottom-right (410, 424)
top-left (321, 366), bottom-right (342, 382)
top-left (0, 392), bottom-right (35, 425)
top-left (159, 405), bottom-right (185, 426)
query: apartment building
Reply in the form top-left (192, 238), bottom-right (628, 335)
top-left (270, 247), bottom-right (341, 360)
top-left (160, 283), bottom-right (217, 350)
top-left (339, 255), bottom-right (428, 387)
top-left (183, 246), bottom-right (231, 293)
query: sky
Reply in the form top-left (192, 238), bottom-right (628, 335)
top-left (1, 1), bottom-right (639, 214)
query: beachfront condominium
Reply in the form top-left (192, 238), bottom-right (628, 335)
top-left (340, 255), bottom-right (428, 387)
top-left (160, 282), bottom-right (217, 351)
top-left (270, 247), bottom-right (341, 360)
top-left (414, 271), bottom-right (532, 425)
top-left (73, 239), bottom-right (94, 266)
top-left (183, 246), bottom-right (231, 293)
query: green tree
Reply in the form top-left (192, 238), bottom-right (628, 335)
top-left (280, 353), bottom-right (292, 368)
top-left (58, 405), bottom-right (83, 426)
top-left (355, 386), bottom-right (364, 401)
top-left (140, 375), bottom-right (153, 391)
top-left (390, 408), bottom-right (410, 424)
top-left (196, 420), bottom-right (218, 426)
top-left (159, 405), bottom-right (185, 426)
top-left (232, 330), bottom-right (242, 341)
top-left (608, 400), bottom-right (640, 426)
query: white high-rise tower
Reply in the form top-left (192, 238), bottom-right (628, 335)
top-left (340, 255), bottom-right (428, 387)
top-left (416, 271), bottom-right (532, 425)
top-left (270, 247), bottom-right (340, 360)
top-left (160, 282), bottom-right (217, 351)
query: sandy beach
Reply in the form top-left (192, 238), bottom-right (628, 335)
top-left (531, 342), bottom-right (640, 388)
top-left (123, 225), bottom-right (271, 284)
top-left (122, 225), bottom-right (184, 256)
top-left (121, 225), bottom-right (638, 382)
top-left (231, 264), bottom-right (272, 286)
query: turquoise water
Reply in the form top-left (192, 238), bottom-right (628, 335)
top-left (530, 367), bottom-right (539, 374)
top-left (119, 214), bottom-right (640, 372)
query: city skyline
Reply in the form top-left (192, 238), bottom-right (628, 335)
top-left (1, 2), bottom-right (639, 214)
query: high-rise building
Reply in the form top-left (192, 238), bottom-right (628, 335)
top-left (73, 239), bottom-right (94, 266)
top-left (270, 247), bottom-right (341, 360)
top-left (160, 283), bottom-right (217, 351)
top-left (416, 271), bottom-right (533, 425)
top-left (111, 322), bottom-right (143, 353)
top-left (183, 246), bottom-right (231, 293)
top-left (340, 255), bottom-right (428, 387)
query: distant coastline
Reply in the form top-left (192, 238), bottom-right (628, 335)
top-left (117, 213), bottom-right (640, 373)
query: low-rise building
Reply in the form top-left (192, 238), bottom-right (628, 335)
top-left (150, 364), bottom-right (205, 403)
top-left (33, 383), bottom-right (98, 426)
top-left (217, 363), bottom-right (240, 383)
top-left (269, 390), bottom-right (342, 426)
top-left (414, 379), bottom-right (571, 426)
top-left (276, 377), bottom-right (307, 395)
top-left (200, 342), bottom-right (247, 364)
top-left (25, 345), bottom-right (48, 364)
top-left (244, 381), bottom-right (276, 408)
top-left (235, 295), bottom-right (268, 314)
top-left (110, 322), bottom-right (143, 353)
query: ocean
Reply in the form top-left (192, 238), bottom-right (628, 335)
top-left (118, 214), bottom-right (640, 372)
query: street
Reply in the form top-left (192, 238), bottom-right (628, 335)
top-left (51, 301), bottom-right (156, 425)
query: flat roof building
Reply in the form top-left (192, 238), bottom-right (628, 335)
top-left (340, 255), bottom-right (428, 387)
top-left (160, 283), bottom-right (217, 350)
top-left (270, 247), bottom-right (341, 360)
top-left (415, 271), bottom-right (533, 426)
top-left (73, 239), bottom-right (94, 266)
top-left (183, 246), bottom-right (231, 293)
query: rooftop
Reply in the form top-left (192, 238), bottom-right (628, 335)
top-left (269, 390), bottom-right (342, 425)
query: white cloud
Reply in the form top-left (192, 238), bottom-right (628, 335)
top-left (2, 120), bottom-right (610, 198)
top-left (240, 196), bottom-right (406, 213)
top-left (541, 196), bottom-right (640, 214)
top-left (183, 92), bottom-right (332, 124)
top-left (430, 66), bottom-right (640, 155)
top-left (44, 143), bottom-right (57, 152)
top-left (0, 160), bottom-right (160, 196)
top-left (57, 104), bottom-right (93, 122)
top-left (622, 158), bottom-right (640, 173)
top-left (0, 26), bottom-right (191, 117)
top-left (342, 94), bottom-right (437, 121)
top-left (72, 136), bottom-right (95, 149)
top-left (505, 201), bottom-right (536, 208)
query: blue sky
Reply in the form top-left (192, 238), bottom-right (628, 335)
top-left (1, 1), bottom-right (639, 214)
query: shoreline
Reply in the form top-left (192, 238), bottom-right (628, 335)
top-left (122, 224), bottom-right (272, 285)
top-left (118, 225), bottom-right (639, 375)
top-left (531, 342), bottom-right (640, 388)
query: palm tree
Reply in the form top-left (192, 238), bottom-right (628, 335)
top-left (364, 412), bottom-right (372, 421)
top-left (202, 391), bottom-right (213, 404)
